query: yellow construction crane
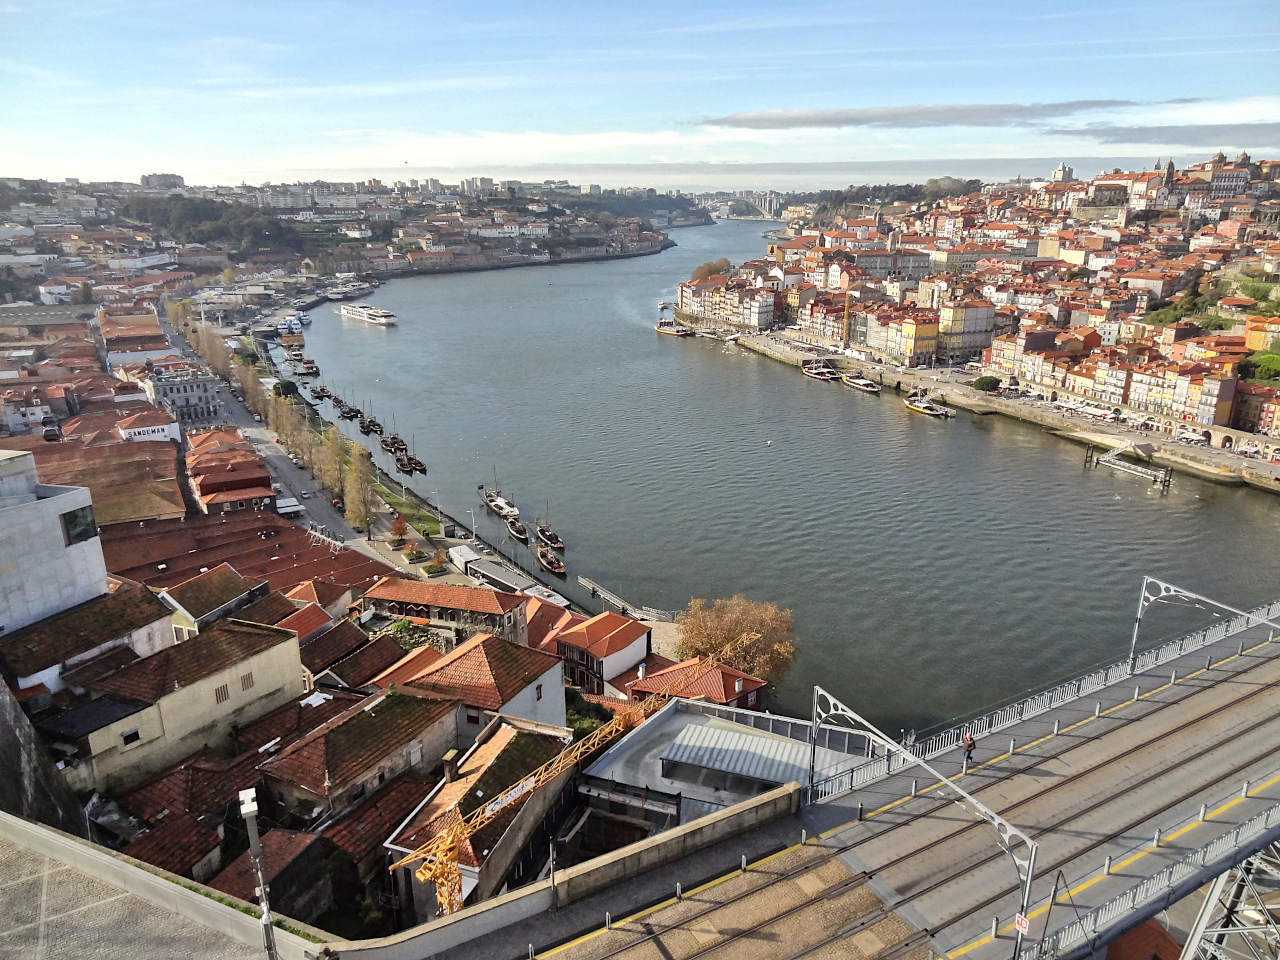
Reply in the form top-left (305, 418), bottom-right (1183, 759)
top-left (389, 631), bottom-right (762, 915)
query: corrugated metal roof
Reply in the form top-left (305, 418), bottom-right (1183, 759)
top-left (659, 723), bottom-right (818, 786)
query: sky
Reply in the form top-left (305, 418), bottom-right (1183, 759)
top-left (2, 0), bottom-right (1279, 190)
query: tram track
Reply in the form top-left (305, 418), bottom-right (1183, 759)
top-left (552, 650), bottom-right (1280, 960)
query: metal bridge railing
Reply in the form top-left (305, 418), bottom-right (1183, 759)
top-left (809, 598), bottom-right (1280, 799)
top-left (1020, 797), bottom-right (1280, 960)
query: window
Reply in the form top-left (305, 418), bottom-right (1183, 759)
top-left (59, 505), bottom-right (98, 546)
top-left (214, 683), bottom-right (229, 704)
top-left (466, 708), bottom-right (481, 725)
top-left (240, 672), bottom-right (254, 692)
top-left (121, 728), bottom-right (141, 745)
top-left (747, 690), bottom-right (758, 706)
top-left (536, 684), bottom-right (543, 701)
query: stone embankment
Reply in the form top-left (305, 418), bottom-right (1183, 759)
top-left (733, 334), bottom-right (1280, 495)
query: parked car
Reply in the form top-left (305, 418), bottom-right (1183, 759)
top-left (300, 490), bottom-right (313, 499)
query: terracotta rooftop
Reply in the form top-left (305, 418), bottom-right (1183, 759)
top-left (554, 611), bottom-right (649, 660)
top-left (123, 813), bottom-right (221, 878)
top-left (236, 591), bottom-right (301, 626)
top-left (300, 621), bottom-right (369, 675)
top-left (362, 576), bottom-right (526, 615)
top-left (525, 596), bottom-right (585, 652)
top-left (21, 438), bottom-right (184, 526)
top-left (91, 619), bottom-right (297, 704)
top-left (209, 829), bottom-right (321, 904)
top-left (389, 722), bottom-right (566, 866)
top-left (234, 688), bottom-right (364, 753)
top-left (322, 775), bottom-right (433, 869)
top-left (99, 511), bottom-right (396, 595)
top-left (276, 602), bottom-right (332, 642)
top-left (121, 748), bottom-right (263, 823)
top-left (285, 579), bottom-right (351, 609)
top-left (320, 633), bottom-right (405, 688)
top-left (607, 652), bottom-right (676, 693)
top-left (257, 691), bottom-right (457, 797)
top-left (59, 645), bottom-right (141, 689)
top-left (164, 563), bottom-right (262, 621)
top-left (400, 633), bottom-right (561, 710)
top-left (0, 582), bottom-right (171, 677)
top-left (369, 645), bottom-right (444, 688)
top-left (628, 658), bottom-right (766, 704)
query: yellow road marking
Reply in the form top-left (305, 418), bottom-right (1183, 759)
top-left (539, 640), bottom-right (1273, 958)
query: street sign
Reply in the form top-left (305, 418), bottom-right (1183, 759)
top-left (1015, 914), bottom-right (1030, 934)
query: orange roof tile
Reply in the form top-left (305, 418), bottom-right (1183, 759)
top-left (401, 633), bottom-right (561, 710)
top-left (363, 576), bottom-right (526, 615)
top-left (554, 612), bottom-right (649, 660)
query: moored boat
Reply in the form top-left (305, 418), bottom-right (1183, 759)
top-left (535, 524), bottom-right (564, 550)
top-left (339, 303), bottom-right (397, 325)
top-left (801, 358), bottom-right (840, 381)
top-left (479, 484), bottom-right (520, 519)
top-left (507, 517), bottom-right (529, 542)
top-left (904, 394), bottom-right (951, 417)
top-left (536, 546), bottom-right (566, 576)
top-left (655, 318), bottom-right (693, 337)
top-left (299, 359), bottom-right (319, 376)
top-left (395, 454), bottom-right (413, 474)
top-left (841, 374), bottom-right (881, 394)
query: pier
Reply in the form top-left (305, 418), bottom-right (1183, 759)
top-left (1085, 443), bottom-right (1174, 491)
top-left (578, 576), bottom-right (678, 622)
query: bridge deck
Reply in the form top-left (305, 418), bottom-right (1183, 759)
top-left (444, 618), bottom-right (1280, 960)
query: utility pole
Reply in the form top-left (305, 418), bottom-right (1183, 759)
top-left (238, 788), bottom-right (280, 960)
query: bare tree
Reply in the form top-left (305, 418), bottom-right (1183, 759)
top-left (675, 595), bottom-right (795, 683)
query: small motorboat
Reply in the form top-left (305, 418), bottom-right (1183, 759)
top-left (535, 524), bottom-right (564, 549)
top-left (536, 546), bottom-right (566, 576)
top-left (904, 394), bottom-right (952, 417)
top-left (507, 518), bottom-right (529, 542)
top-left (655, 318), bottom-right (693, 337)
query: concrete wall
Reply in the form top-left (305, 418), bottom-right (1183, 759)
top-left (0, 683), bottom-right (86, 836)
top-left (500, 662), bottom-right (567, 730)
top-left (0, 810), bottom-right (322, 960)
top-left (0, 458), bottom-right (107, 634)
top-left (333, 782), bottom-right (802, 960)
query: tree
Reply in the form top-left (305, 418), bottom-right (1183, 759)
top-left (344, 445), bottom-right (377, 537)
top-left (690, 258), bottom-right (731, 282)
top-left (273, 379), bottom-right (299, 398)
top-left (675, 595), bottom-right (795, 683)
top-left (317, 425), bottom-right (346, 494)
top-left (221, 266), bottom-right (236, 285)
top-left (389, 513), bottom-right (408, 546)
top-left (73, 282), bottom-right (93, 305)
top-left (972, 376), bottom-right (1001, 392)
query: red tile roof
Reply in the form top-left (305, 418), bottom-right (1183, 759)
top-left (276, 602), bottom-right (332, 642)
top-left (285, 580), bottom-right (350, 609)
top-left (121, 749), bottom-right (262, 823)
top-left (627, 658), bottom-right (766, 705)
top-left (322, 775), bottom-right (433, 869)
top-left (0, 582), bottom-right (170, 677)
top-left (300, 621), bottom-right (369, 674)
top-left (321, 633), bottom-right (406, 688)
top-left (91, 619), bottom-right (297, 704)
top-left (123, 813), bottom-right (221, 877)
top-left (525, 596), bottom-right (585, 652)
top-left (164, 563), bottom-right (262, 620)
top-left (209, 829), bottom-right (321, 903)
top-left (554, 612), bottom-right (649, 660)
top-left (401, 633), bottom-right (561, 710)
top-left (363, 576), bottom-right (526, 615)
top-left (236, 591), bottom-right (300, 626)
top-left (234, 689), bottom-right (363, 752)
top-left (607, 652), bottom-right (676, 693)
top-left (257, 691), bottom-right (457, 797)
top-left (370, 645), bottom-right (444, 688)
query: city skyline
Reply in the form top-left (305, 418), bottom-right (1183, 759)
top-left (3, 0), bottom-right (1278, 185)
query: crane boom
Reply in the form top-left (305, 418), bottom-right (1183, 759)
top-left (389, 631), bottom-right (761, 914)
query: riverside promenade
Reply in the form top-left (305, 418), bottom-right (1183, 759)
top-left (734, 333), bottom-right (1280, 494)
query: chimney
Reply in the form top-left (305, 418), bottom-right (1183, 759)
top-left (734, 677), bottom-right (744, 694)
top-left (442, 748), bottom-right (459, 782)
top-left (637, 662), bottom-right (646, 680)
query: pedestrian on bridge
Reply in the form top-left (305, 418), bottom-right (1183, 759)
top-left (962, 732), bottom-right (976, 764)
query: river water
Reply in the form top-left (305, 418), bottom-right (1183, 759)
top-left (301, 220), bottom-right (1280, 730)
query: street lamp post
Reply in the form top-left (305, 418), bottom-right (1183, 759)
top-left (467, 508), bottom-right (477, 544)
top-left (237, 788), bottom-right (280, 960)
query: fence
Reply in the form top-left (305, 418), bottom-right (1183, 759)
top-left (679, 699), bottom-right (870, 756)
top-left (1020, 797), bottom-right (1280, 960)
top-left (809, 598), bottom-right (1280, 801)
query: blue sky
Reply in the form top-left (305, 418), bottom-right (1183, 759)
top-left (2, 0), bottom-right (1278, 187)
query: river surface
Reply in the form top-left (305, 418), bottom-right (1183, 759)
top-left (300, 221), bottom-right (1280, 730)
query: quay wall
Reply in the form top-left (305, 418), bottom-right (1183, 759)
top-left (735, 334), bottom-right (1280, 496)
top-left (370, 240), bottom-right (677, 281)
top-left (324, 783), bottom-right (801, 959)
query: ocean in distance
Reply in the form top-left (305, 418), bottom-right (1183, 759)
top-left (300, 219), bottom-right (1280, 731)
